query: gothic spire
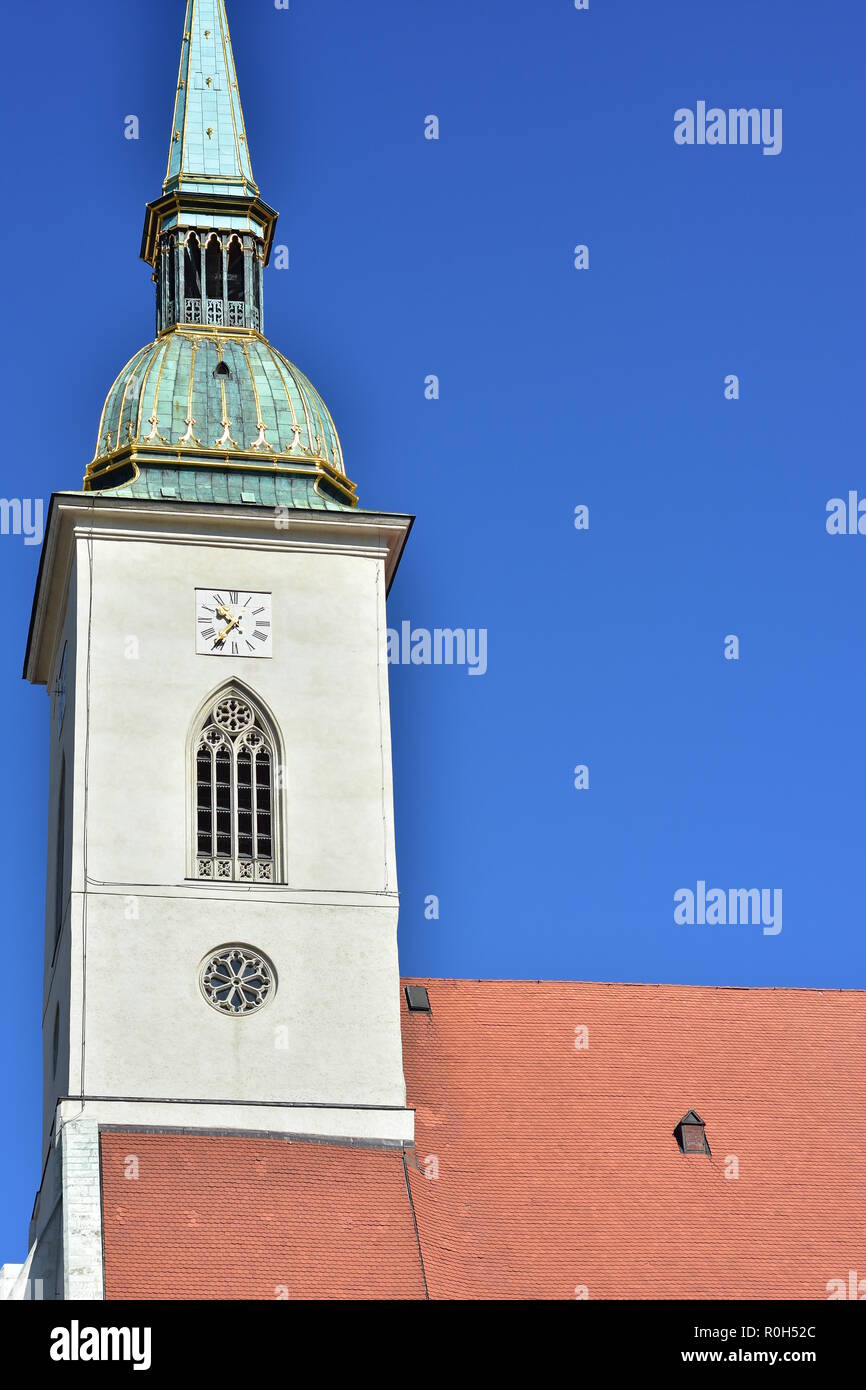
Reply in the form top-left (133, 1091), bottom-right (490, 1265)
top-left (164, 0), bottom-right (259, 200)
top-left (141, 0), bottom-right (278, 330)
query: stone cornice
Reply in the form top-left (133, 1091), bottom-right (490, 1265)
top-left (24, 493), bottom-right (413, 686)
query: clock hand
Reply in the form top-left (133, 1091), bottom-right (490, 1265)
top-left (216, 613), bottom-right (242, 643)
top-left (213, 602), bottom-right (244, 644)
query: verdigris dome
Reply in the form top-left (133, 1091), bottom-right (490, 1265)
top-left (85, 328), bottom-right (356, 510)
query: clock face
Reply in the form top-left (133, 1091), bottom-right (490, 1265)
top-left (195, 590), bottom-right (273, 658)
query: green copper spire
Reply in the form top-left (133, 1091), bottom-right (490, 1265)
top-left (164, 0), bottom-right (258, 200)
top-left (141, 0), bottom-right (278, 291)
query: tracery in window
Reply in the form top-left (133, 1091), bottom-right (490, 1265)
top-left (194, 692), bottom-right (277, 883)
top-left (200, 945), bottom-right (275, 1016)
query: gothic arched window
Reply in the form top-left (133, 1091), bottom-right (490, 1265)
top-left (184, 232), bottom-right (202, 322)
top-left (227, 237), bottom-right (244, 300)
top-left (227, 236), bottom-right (245, 326)
top-left (205, 233), bottom-right (224, 324)
top-left (167, 235), bottom-right (176, 321)
top-left (192, 690), bottom-right (280, 883)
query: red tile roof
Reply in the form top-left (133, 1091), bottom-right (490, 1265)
top-left (100, 1132), bottom-right (426, 1301)
top-left (99, 980), bottom-right (866, 1300)
top-left (403, 979), bottom-right (866, 1300)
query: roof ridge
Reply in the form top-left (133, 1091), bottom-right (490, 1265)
top-left (400, 976), bottom-right (866, 995)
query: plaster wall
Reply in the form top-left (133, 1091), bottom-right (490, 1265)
top-left (43, 515), bottom-right (407, 1141)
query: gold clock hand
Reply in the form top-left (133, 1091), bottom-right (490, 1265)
top-left (213, 602), bottom-right (244, 645)
top-left (216, 613), bottom-right (242, 643)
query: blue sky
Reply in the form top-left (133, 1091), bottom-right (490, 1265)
top-left (1, 0), bottom-right (864, 1258)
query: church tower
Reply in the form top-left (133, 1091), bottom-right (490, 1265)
top-left (19, 0), bottom-right (413, 1300)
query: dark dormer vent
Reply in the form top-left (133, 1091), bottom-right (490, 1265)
top-left (213, 361), bottom-right (231, 380)
top-left (405, 985), bottom-right (431, 1013)
top-left (674, 1110), bottom-right (710, 1156)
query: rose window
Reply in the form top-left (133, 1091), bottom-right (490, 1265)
top-left (200, 946), bottom-right (275, 1015)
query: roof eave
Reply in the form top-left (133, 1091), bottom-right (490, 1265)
top-left (140, 191), bottom-right (280, 267)
top-left (24, 494), bottom-right (414, 685)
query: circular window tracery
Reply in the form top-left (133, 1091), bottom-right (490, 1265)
top-left (200, 946), bottom-right (275, 1015)
top-left (213, 697), bottom-right (254, 735)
